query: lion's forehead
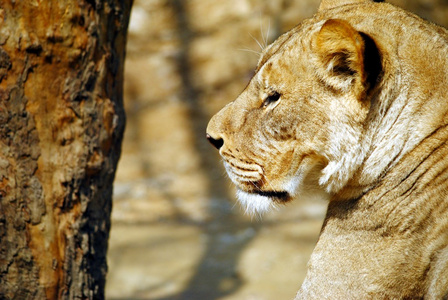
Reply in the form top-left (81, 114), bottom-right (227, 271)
top-left (256, 19), bottom-right (322, 71)
top-left (259, 58), bottom-right (294, 84)
top-left (256, 37), bottom-right (322, 95)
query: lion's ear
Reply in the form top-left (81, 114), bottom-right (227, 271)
top-left (314, 19), bottom-right (368, 93)
top-left (318, 0), bottom-right (384, 12)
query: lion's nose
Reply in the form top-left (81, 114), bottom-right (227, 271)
top-left (206, 133), bottom-right (224, 150)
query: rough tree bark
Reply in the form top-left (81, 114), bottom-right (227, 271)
top-left (0, 1), bottom-right (132, 299)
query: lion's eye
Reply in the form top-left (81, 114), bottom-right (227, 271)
top-left (264, 91), bottom-right (281, 106)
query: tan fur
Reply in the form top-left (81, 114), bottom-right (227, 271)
top-left (319, 0), bottom-right (376, 11)
top-left (206, 0), bottom-right (448, 298)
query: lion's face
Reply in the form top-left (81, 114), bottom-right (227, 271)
top-left (207, 19), bottom-right (380, 213)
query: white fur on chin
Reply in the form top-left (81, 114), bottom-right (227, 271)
top-left (236, 189), bottom-right (276, 215)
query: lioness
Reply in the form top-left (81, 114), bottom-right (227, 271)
top-left (206, 0), bottom-right (448, 298)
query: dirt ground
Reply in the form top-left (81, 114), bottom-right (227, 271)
top-left (106, 191), bottom-right (326, 300)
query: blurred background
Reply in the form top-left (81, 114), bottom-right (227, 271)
top-left (106, 1), bottom-right (448, 299)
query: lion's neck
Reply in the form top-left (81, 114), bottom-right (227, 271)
top-left (298, 125), bottom-right (448, 299)
top-left (338, 65), bottom-right (448, 200)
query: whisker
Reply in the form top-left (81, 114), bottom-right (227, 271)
top-left (265, 18), bottom-right (271, 48)
top-left (260, 17), bottom-right (267, 49)
top-left (249, 33), bottom-right (265, 51)
top-left (250, 211), bottom-right (264, 221)
top-left (231, 200), bottom-right (239, 210)
top-left (237, 48), bottom-right (262, 57)
top-left (262, 174), bottom-right (277, 192)
top-left (249, 181), bottom-right (259, 190)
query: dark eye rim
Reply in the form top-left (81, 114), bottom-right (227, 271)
top-left (264, 91), bottom-right (281, 106)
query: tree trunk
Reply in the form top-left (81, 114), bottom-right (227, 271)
top-left (0, 1), bottom-right (132, 299)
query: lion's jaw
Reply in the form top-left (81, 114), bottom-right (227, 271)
top-left (229, 156), bottom-right (328, 215)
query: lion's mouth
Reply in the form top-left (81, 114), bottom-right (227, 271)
top-left (221, 159), bottom-right (295, 212)
top-left (251, 190), bottom-right (291, 202)
top-left (236, 188), bottom-right (292, 215)
top-left (221, 162), bottom-right (291, 200)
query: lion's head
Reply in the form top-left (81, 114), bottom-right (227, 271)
top-left (206, 15), bottom-right (382, 214)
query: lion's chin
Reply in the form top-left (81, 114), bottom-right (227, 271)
top-left (236, 189), bottom-right (291, 215)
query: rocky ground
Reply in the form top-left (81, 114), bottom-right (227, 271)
top-left (105, 1), bottom-right (448, 299)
